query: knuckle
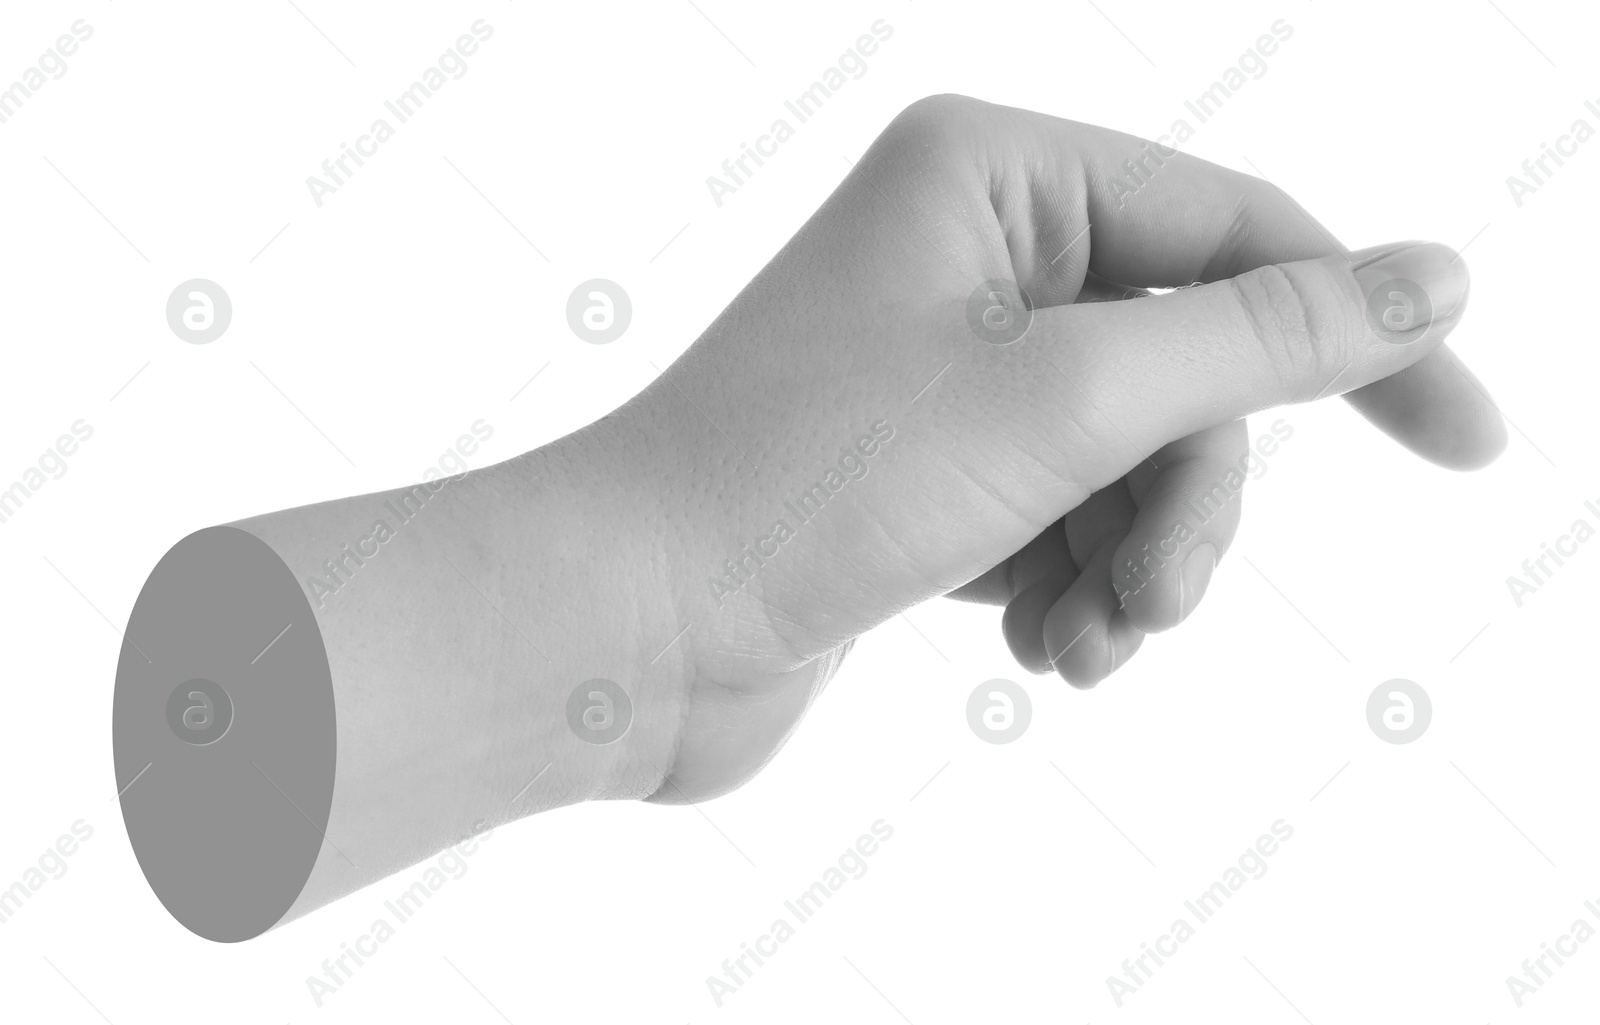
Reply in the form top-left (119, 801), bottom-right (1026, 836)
top-left (1226, 263), bottom-right (1348, 396)
top-left (897, 92), bottom-right (978, 123)
top-left (881, 93), bottom-right (980, 152)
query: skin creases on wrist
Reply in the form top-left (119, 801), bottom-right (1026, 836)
top-left (505, 430), bottom-right (695, 807)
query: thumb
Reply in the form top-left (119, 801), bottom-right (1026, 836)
top-left (1027, 240), bottom-right (1469, 478)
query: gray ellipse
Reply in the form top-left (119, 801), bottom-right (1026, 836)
top-left (114, 525), bottom-right (336, 942)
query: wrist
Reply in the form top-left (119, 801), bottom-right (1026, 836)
top-left (500, 425), bottom-right (693, 804)
top-left (542, 385), bottom-right (859, 804)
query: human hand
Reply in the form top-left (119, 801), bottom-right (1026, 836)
top-left (629, 94), bottom-right (1504, 799)
top-left (118, 97), bottom-right (1507, 937)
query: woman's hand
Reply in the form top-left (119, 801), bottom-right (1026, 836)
top-left (627, 94), bottom-right (1504, 800)
top-left (124, 97), bottom-right (1506, 939)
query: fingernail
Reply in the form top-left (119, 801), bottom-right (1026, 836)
top-left (1179, 543), bottom-right (1216, 620)
top-left (1350, 241), bottom-right (1469, 343)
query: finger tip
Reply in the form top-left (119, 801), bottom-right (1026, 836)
top-left (1416, 408), bottom-right (1510, 471)
top-left (1047, 625), bottom-right (1108, 688)
top-left (1051, 616), bottom-right (1144, 688)
top-left (1448, 414), bottom-right (1509, 470)
top-left (1117, 542), bottom-right (1218, 633)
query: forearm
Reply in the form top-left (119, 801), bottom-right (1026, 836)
top-left (115, 429), bottom-right (686, 938)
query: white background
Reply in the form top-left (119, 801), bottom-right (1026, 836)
top-left (1, 0), bottom-right (1595, 1021)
